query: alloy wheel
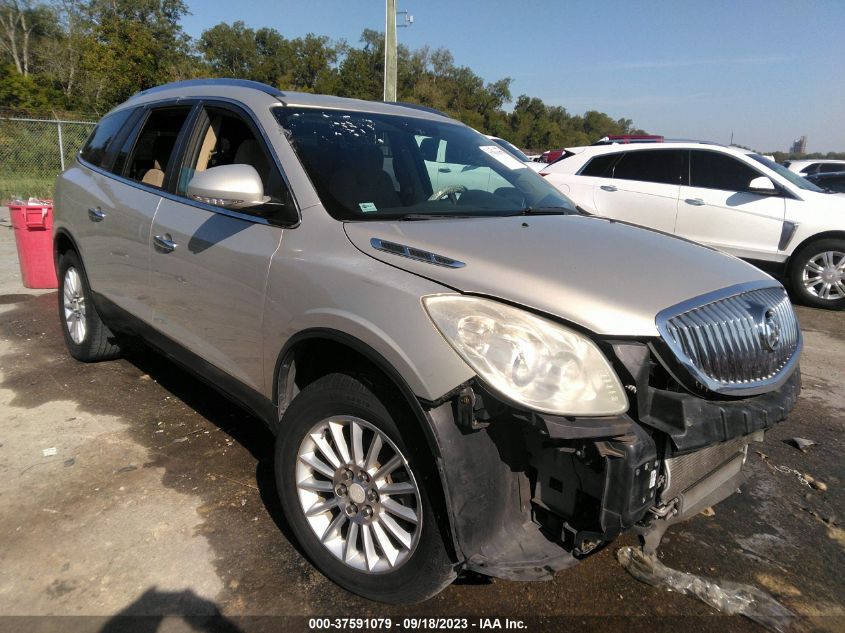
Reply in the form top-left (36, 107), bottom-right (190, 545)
top-left (63, 267), bottom-right (87, 344)
top-left (295, 415), bottom-right (422, 573)
top-left (802, 250), bottom-right (845, 301)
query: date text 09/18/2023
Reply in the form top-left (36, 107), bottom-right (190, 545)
top-left (307, 617), bottom-right (528, 630)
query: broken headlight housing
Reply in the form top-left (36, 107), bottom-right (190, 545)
top-left (423, 295), bottom-right (628, 416)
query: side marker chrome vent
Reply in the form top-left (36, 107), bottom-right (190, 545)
top-left (370, 238), bottom-right (465, 268)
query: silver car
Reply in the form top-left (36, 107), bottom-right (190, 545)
top-left (53, 79), bottom-right (802, 603)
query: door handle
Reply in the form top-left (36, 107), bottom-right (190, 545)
top-left (600, 185), bottom-right (617, 192)
top-left (87, 207), bottom-right (106, 222)
top-left (153, 234), bottom-right (177, 253)
top-left (438, 167), bottom-right (451, 173)
top-left (685, 198), bottom-right (706, 206)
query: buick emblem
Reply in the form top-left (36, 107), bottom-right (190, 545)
top-left (759, 308), bottom-right (781, 352)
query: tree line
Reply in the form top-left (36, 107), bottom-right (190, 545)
top-left (0, 0), bottom-right (646, 150)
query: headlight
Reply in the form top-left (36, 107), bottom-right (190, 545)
top-left (423, 295), bottom-right (628, 416)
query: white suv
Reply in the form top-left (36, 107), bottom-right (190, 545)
top-left (784, 159), bottom-right (845, 176)
top-left (541, 142), bottom-right (845, 309)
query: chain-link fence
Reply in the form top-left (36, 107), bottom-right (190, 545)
top-left (0, 109), bottom-right (97, 202)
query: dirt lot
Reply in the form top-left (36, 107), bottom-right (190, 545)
top-left (0, 207), bottom-right (842, 633)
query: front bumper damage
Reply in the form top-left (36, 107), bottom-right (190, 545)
top-left (424, 342), bottom-right (801, 580)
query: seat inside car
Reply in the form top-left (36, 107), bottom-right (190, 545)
top-left (234, 138), bottom-right (269, 182)
top-left (140, 135), bottom-right (176, 188)
top-left (329, 144), bottom-right (400, 210)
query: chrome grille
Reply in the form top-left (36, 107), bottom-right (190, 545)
top-left (656, 283), bottom-right (801, 396)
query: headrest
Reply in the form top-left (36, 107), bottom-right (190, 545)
top-left (419, 137), bottom-right (438, 161)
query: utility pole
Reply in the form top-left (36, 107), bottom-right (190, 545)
top-left (384, 0), bottom-right (397, 102)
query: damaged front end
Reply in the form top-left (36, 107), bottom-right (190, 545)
top-left (426, 282), bottom-right (802, 579)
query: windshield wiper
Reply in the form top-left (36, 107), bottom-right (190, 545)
top-left (509, 206), bottom-right (573, 216)
top-left (395, 213), bottom-right (480, 221)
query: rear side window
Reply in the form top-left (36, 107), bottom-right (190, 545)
top-left (580, 153), bottom-right (618, 177)
top-left (689, 151), bottom-right (761, 192)
top-left (122, 107), bottom-right (193, 189)
top-left (820, 163), bottom-right (845, 173)
top-left (79, 109), bottom-right (135, 168)
top-left (799, 163), bottom-right (819, 174)
top-left (611, 149), bottom-right (684, 185)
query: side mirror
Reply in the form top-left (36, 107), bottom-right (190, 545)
top-left (748, 176), bottom-right (778, 195)
top-left (187, 164), bottom-right (269, 210)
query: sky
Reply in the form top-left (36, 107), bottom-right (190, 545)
top-left (182, 0), bottom-right (845, 153)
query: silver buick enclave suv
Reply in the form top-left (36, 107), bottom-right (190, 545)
top-left (53, 79), bottom-right (802, 603)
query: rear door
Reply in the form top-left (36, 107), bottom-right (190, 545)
top-left (70, 107), bottom-right (141, 299)
top-left (591, 148), bottom-right (684, 233)
top-left (97, 104), bottom-right (195, 319)
top-left (149, 100), bottom-right (297, 392)
top-left (676, 150), bottom-right (785, 259)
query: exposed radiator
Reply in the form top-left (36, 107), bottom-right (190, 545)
top-left (660, 435), bottom-right (752, 504)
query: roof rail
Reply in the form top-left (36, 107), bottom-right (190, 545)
top-left (592, 134), bottom-right (664, 145)
top-left (131, 78), bottom-right (286, 100)
top-left (592, 136), bottom-right (728, 148)
top-left (386, 101), bottom-right (450, 118)
top-left (663, 138), bottom-right (725, 146)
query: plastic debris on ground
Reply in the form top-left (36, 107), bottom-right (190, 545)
top-left (41, 447), bottom-right (57, 457)
top-left (616, 546), bottom-right (796, 633)
top-left (784, 437), bottom-right (817, 452)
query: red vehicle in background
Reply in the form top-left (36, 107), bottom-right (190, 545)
top-left (539, 149), bottom-right (565, 163)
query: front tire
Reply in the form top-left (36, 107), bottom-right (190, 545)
top-left (57, 250), bottom-right (122, 362)
top-left (275, 373), bottom-right (456, 603)
top-left (788, 239), bottom-right (845, 310)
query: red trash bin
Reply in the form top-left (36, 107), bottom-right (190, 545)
top-left (9, 199), bottom-right (58, 289)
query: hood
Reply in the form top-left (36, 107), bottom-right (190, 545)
top-left (343, 215), bottom-right (773, 337)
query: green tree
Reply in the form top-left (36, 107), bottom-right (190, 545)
top-left (0, 61), bottom-right (50, 105)
top-left (77, 0), bottom-right (192, 111)
top-left (199, 21), bottom-right (259, 77)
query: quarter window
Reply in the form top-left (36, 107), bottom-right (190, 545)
top-left (689, 151), bottom-right (761, 192)
top-left (611, 149), bottom-right (684, 185)
top-left (79, 109), bottom-right (135, 168)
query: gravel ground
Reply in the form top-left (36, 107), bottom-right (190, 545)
top-left (0, 206), bottom-right (842, 633)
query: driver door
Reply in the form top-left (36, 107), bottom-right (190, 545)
top-left (149, 101), bottom-right (296, 392)
top-left (675, 150), bottom-right (785, 259)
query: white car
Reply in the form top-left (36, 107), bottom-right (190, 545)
top-left (540, 141), bottom-right (845, 309)
top-left (784, 159), bottom-right (845, 176)
top-left (486, 135), bottom-right (545, 171)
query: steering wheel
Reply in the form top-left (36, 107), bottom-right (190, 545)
top-left (428, 184), bottom-right (467, 204)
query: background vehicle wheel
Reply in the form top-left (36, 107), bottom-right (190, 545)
top-left (788, 239), bottom-right (845, 310)
top-left (275, 373), bottom-right (456, 603)
top-left (57, 250), bottom-right (122, 361)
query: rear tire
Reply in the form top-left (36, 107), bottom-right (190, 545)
top-left (57, 250), bottom-right (122, 362)
top-left (275, 373), bottom-right (456, 603)
top-left (788, 239), bottom-right (845, 310)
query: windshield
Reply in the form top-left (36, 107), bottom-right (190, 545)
top-left (490, 137), bottom-right (531, 163)
top-left (273, 107), bottom-right (576, 220)
top-left (749, 154), bottom-right (824, 193)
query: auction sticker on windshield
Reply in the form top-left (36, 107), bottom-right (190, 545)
top-left (479, 145), bottom-right (527, 171)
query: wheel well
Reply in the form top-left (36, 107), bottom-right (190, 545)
top-left (787, 231), bottom-right (845, 270)
top-left (54, 231), bottom-right (77, 265)
top-left (277, 337), bottom-right (403, 418)
top-left (274, 332), bottom-right (460, 560)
